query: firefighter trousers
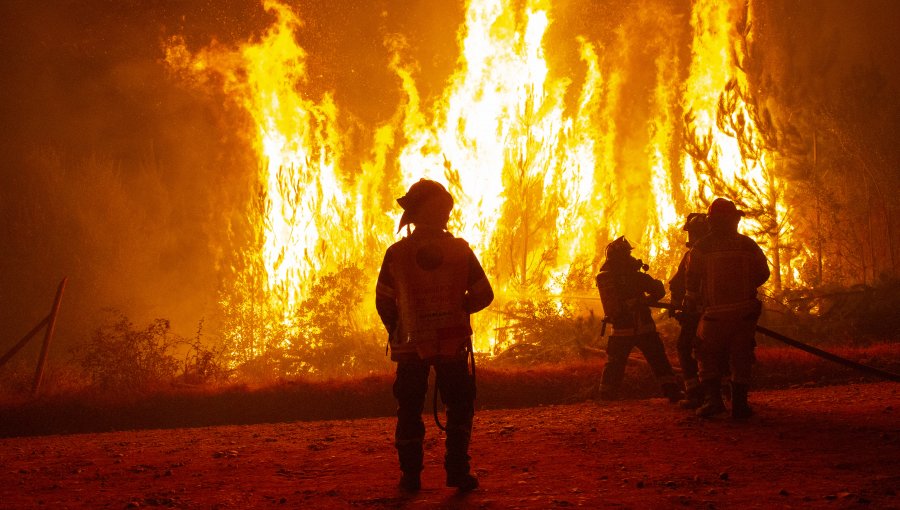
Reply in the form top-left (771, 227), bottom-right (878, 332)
top-left (696, 315), bottom-right (757, 386)
top-left (676, 317), bottom-right (700, 383)
top-left (601, 332), bottom-right (677, 392)
top-left (393, 357), bottom-right (476, 477)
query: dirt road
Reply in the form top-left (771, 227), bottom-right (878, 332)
top-left (1, 382), bottom-right (897, 509)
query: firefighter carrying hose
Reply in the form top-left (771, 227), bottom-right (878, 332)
top-left (596, 236), bottom-right (683, 402)
top-left (375, 179), bottom-right (493, 493)
top-left (683, 198), bottom-right (770, 419)
top-left (669, 213), bottom-right (709, 409)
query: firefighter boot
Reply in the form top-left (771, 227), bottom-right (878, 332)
top-left (598, 384), bottom-right (618, 401)
top-left (445, 425), bottom-right (478, 491)
top-left (662, 382), bottom-right (684, 404)
top-left (696, 379), bottom-right (727, 417)
top-left (399, 472), bottom-right (421, 493)
top-left (731, 383), bottom-right (753, 420)
top-left (396, 439), bottom-right (423, 492)
top-left (678, 379), bottom-right (703, 410)
top-left (447, 471), bottom-right (479, 492)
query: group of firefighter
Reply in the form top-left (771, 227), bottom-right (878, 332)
top-left (375, 179), bottom-right (770, 493)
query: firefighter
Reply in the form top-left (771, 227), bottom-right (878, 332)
top-left (596, 236), bottom-right (683, 402)
top-left (375, 178), bottom-right (494, 493)
top-left (669, 213), bottom-right (709, 409)
top-left (683, 198), bottom-right (770, 419)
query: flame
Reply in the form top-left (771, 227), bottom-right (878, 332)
top-left (682, 0), bottom-right (807, 291)
top-left (167, 0), bottom-right (805, 360)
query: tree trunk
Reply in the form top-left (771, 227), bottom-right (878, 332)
top-left (814, 130), bottom-right (823, 285)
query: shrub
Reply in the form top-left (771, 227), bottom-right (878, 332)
top-left (178, 320), bottom-right (232, 385)
top-left (283, 265), bottom-right (390, 377)
top-left (74, 312), bottom-right (180, 391)
top-left (491, 299), bottom-right (604, 365)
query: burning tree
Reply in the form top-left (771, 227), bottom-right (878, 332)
top-left (161, 0), bottom-right (900, 372)
top-left (492, 87), bottom-right (562, 293)
top-left (681, 1), bottom-right (812, 296)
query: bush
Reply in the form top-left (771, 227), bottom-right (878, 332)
top-left (178, 320), bottom-right (232, 385)
top-left (74, 312), bottom-right (180, 391)
top-left (491, 299), bottom-right (604, 365)
top-left (281, 266), bottom-right (390, 377)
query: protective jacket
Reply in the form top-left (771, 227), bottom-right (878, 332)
top-left (376, 228), bottom-right (493, 361)
top-left (684, 231), bottom-right (769, 319)
top-left (596, 259), bottom-right (665, 336)
top-left (669, 252), bottom-right (689, 310)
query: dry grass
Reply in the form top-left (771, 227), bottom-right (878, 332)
top-left (0, 342), bottom-right (897, 438)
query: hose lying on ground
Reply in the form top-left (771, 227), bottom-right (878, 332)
top-left (650, 302), bottom-right (900, 383)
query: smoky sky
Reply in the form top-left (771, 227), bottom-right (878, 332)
top-left (0, 0), bottom-right (898, 358)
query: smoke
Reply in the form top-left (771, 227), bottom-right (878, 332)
top-left (0, 2), bottom-right (266, 352)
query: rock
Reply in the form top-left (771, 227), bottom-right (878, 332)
top-left (636, 480), bottom-right (644, 489)
top-left (718, 472), bottom-right (729, 481)
top-left (778, 489), bottom-right (789, 496)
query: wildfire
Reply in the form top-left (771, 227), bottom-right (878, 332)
top-left (167, 0), bottom-right (804, 356)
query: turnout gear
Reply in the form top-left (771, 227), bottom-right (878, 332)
top-left (392, 359), bottom-right (476, 485)
top-left (685, 197), bottom-right (769, 418)
top-left (670, 212), bottom-right (709, 401)
top-left (695, 378), bottom-right (727, 417)
top-left (377, 181), bottom-right (493, 490)
top-left (388, 236), bottom-right (473, 360)
top-left (399, 472), bottom-right (421, 493)
top-left (605, 235), bottom-right (634, 260)
top-left (678, 378), bottom-right (703, 410)
top-left (396, 178), bottom-right (454, 232)
top-left (707, 197), bottom-right (745, 219)
top-left (731, 382), bottom-right (753, 419)
top-left (596, 238), bottom-right (679, 400)
top-left (682, 212), bottom-right (709, 247)
top-left (447, 472), bottom-right (479, 492)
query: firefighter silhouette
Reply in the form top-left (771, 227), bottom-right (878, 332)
top-left (596, 236), bottom-right (682, 402)
top-left (375, 178), bottom-right (493, 492)
top-left (683, 198), bottom-right (770, 419)
top-left (669, 213), bottom-right (709, 409)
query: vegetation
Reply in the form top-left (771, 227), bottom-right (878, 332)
top-left (0, 340), bottom-right (897, 438)
top-left (73, 313), bottom-right (180, 391)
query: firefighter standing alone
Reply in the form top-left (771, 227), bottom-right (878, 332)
top-left (375, 179), bottom-right (494, 493)
top-left (683, 198), bottom-right (770, 419)
top-left (596, 236), bottom-right (683, 402)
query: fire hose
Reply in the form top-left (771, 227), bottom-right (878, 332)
top-left (649, 302), bottom-right (900, 383)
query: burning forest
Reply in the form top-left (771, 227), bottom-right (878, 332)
top-left (1, 0), bottom-right (900, 385)
top-left (2, 1), bottom-right (900, 508)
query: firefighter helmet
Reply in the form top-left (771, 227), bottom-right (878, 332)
top-left (605, 236), bottom-right (633, 260)
top-left (707, 198), bottom-right (745, 219)
top-left (682, 212), bottom-right (708, 232)
top-left (396, 179), bottom-right (454, 232)
top-left (683, 212), bottom-right (709, 247)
